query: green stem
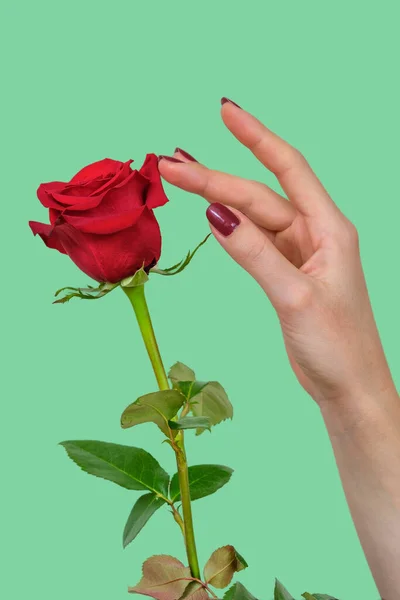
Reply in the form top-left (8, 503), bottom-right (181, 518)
top-left (123, 284), bottom-right (169, 391)
top-left (123, 284), bottom-right (201, 580)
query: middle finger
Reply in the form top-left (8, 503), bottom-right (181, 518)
top-left (159, 154), bottom-right (296, 232)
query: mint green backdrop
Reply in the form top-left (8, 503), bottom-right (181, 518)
top-left (1, 1), bottom-right (398, 598)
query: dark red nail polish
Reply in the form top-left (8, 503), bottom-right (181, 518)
top-left (206, 203), bottom-right (240, 236)
top-left (174, 147), bottom-right (198, 162)
top-left (158, 155), bottom-right (184, 164)
top-left (221, 97), bottom-right (241, 109)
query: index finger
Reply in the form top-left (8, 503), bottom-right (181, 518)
top-left (221, 99), bottom-right (341, 220)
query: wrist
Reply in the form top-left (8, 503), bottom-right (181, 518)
top-left (319, 380), bottom-right (399, 439)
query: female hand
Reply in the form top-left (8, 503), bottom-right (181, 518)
top-left (158, 99), bottom-right (400, 600)
top-left (158, 98), bottom-right (395, 408)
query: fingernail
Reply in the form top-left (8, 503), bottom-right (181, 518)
top-left (158, 155), bottom-right (184, 164)
top-left (174, 147), bottom-right (198, 162)
top-left (221, 97), bottom-right (241, 109)
top-left (206, 203), bottom-right (240, 236)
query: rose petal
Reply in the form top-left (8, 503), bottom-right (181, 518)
top-left (53, 223), bottom-right (108, 282)
top-left (61, 170), bottom-right (148, 233)
top-left (139, 153), bottom-right (169, 209)
top-left (63, 205), bottom-right (145, 234)
top-left (51, 190), bottom-right (107, 211)
top-left (55, 208), bottom-right (162, 283)
top-left (37, 182), bottom-right (70, 210)
top-left (69, 158), bottom-right (123, 184)
top-left (29, 221), bottom-right (67, 254)
top-left (89, 160), bottom-right (134, 196)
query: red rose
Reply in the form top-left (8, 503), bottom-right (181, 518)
top-left (29, 154), bottom-right (168, 283)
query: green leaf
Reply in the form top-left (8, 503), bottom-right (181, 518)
top-left (128, 554), bottom-right (190, 599)
top-left (274, 580), bottom-right (295, 600)
top-left (170, 464), bottom-right (233, 502)
top-left (151, 233), bottom-right (211, 276)
top-left (53, 281), bottom-right (119, 304)
top-left (191, 381), bottom-right (233, 435)
top-left (121, 390), bottom-right (185, 435)
top-left (177, 380), bottom-right (209, 399)
top-left (223, 582), bottom-right (258, 600)
top-left (60, 440), bottom-right (169, 496)
top-left (179, 581), bottom-right (209, 599)
top-left (168, 416), bottom-right (211, 432)
top-left (304, 595), bottom-right (339, 600)
top-left (168, 361), bottom-right (196, 384)
top-left (204, 545), bottom-right (247, 589)
top-left (120, 266), bottom-right (149, 287)
top-left (123, 493), bottom-right (166, 548)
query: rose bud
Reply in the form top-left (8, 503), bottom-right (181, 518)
top-left (29, 154), bottom-right (168, 283)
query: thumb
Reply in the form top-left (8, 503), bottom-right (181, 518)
top-left (206, 202), bottom-right (310, 312)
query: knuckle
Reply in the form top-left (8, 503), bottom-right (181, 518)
top-left (280, 281), bottom-right (314, 313)
top-left (241, 238), bottom-right (267, 265)
top-left (290, 146), bottom-right (308, 168)
top-left (201, 170), bottom-right (215, 198)
top-left (278, 147), bottom-right (308, 178)
top-left (338, 218), bottom-right (360, 249)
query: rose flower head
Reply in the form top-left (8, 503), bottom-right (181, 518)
top-left (29, 154), bottom-right (168, 283)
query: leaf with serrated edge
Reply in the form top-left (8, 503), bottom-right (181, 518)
top-left (170, 464), bottom-right (233, 503)
top-left (204, 545), bottom-right (247, 589)
top-left (121, 390), bottom-right (185, 435)
top-left (123, 493), bottom-right (166, 548)
top-left (60, 440), bottom-right (169, 496)
top-left (191, 382), bottom-right (233, 435)
top-left (177, 380), bottom-right (209, 399)
top-left (168, 417), bottom-right (211, 432)
top-left (308, 595), bottom-right (339, 600)
top-left (179, 581), bottom-right (209, 599)
top-left (274, 580), bottom-right (295, 600)
top-left (128, 555), bottom-right (190, 599)
top-left (168, 362), bottom-right (196, 384)
top-left (222, 582), bottom-right (258, 600)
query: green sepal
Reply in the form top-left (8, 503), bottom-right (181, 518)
top-left (168, 416), bottom-right (211, 432)
top-left (123, 493), bottom-right (166, 548)
top-left (121, 390), bottom-right (185, 435)
top-left (150, 233), bottom-right (211, 276)
top-left (53, 281), bottom-right (119, 304)
top-left (120, 266), bottom-right (149, 288)
top-left (274, 579), bottom-right (295, 600)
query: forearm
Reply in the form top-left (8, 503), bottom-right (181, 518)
top-left (320, 382), bottom-right (400, 600)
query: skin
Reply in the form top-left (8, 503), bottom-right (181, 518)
top-left (158, 101), bottom-right (400, 600)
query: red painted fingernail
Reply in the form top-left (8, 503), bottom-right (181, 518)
top-left (221, 97), bottom-right (242, 109)
top-left (158, 155), bottom-right (184, 164)
top-left (206, 203), bottom-right (240, 237)
top-left (174, 147), bottom-right (198, 162)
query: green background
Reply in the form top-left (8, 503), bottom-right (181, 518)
top-left (1, 0), bottom-right (398, 598)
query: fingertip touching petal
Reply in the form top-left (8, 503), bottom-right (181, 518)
top-left (139, 153), bottom-right (169, 209)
